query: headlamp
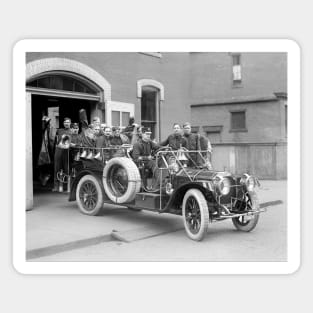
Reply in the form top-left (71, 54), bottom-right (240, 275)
top-left (240, 174), bottom-right (256, 192)
top-left (214, 175), bottom-right (231, 195)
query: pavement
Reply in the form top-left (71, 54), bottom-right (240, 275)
top-left (26, 191), bottom-right (183, 259)
top-left (26, 180), bottom-right (286, 261)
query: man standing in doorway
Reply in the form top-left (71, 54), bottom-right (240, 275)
top-left (52, 117), bottom-right (72, 192)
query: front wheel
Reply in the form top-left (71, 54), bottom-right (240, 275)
top-left (182, 189), bottom-right (210, 241)
top-left (232, 191), bottom-right (259, 232)
top-left (76, 175), bottom-right (104, 216)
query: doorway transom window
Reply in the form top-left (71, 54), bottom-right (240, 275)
top-left (26, 72), bottom-right (99, 95)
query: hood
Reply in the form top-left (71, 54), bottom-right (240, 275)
top-left (176, 168), bottom-right (233, 182)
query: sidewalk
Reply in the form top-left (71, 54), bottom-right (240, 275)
top-left (26, 180), bottom-right (286, 260)
top-left (26, 191), bottom-right (183, 259)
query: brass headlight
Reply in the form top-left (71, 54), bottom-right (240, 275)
top-left (240, 174), bottom-right (256, 192)
top-left (214, 175), bottom-right (231, 195)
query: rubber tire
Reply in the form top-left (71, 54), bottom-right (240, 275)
top-left (102, 157), bottom-right (141, 204)
top-left (232, 191), bottom-right (260, 232)
top-left (182, 189), bottom-right (210, 241)
top-left (76, 174), bottom-right (104, 216)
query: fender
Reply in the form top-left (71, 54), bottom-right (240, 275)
top-left (68, 169), bottom-right (106, 202)
top-left (247, 190), bottom-right (259, 210)
top-left (161, 182), bottom-right (212, 213)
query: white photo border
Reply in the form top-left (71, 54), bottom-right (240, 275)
top-left (13, 39), bottom-right (300, 274)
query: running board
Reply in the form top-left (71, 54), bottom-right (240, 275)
top-left (259, 200), bottom-right (283, 208)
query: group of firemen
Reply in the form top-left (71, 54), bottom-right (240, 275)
top-left (37, 109), bottom-right (212, 192)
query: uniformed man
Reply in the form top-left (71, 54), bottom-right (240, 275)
top-left (133, 127), bottom-right (161, 189)
top-left (182, 122), bottom-right (212, 168)
top-left (110, 126), bottom-right (124, 146)
top-left (53, 117), bottom-right (72, 192)
top-left (70, 123), bottom-right (81, 146)
top-left (100, 123), bottom-right (106, 131)
top-left (95, 126), bottom-right (111, 148)
top-left (159, 123), bottom-right (187, 150)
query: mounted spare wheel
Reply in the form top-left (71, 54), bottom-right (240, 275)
top-left (102, 157), bottom-right (141, 204)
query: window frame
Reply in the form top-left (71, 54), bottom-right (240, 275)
top-left (229, 109), bottom-right (247, 132)
top-left (230, 53), bottom-right (243, 88)
top-left (111, 110), bottom-right (131, 127)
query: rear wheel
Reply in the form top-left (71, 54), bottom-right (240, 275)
top-left (76, 175), bottom-right (104, 216)
top-left (232, 191), bottom-right (259, 232)
top-left (182, 189), bottom-right (210, 241)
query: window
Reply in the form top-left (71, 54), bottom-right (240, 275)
top-left (230, 111), bottom-right (246, 131)
top-left (191, 126), bottom-right (199, 133)
top-left (203, 125), bottom-right (223, 143)
top-left (141, 88), bottom-right (158, 139)
top-left (26, 75), bottom-right (98, 94)
top-left (232, 54), bottom-right (242, 85)
top-left (206, 132), bottom-right (221, 143)
top-left (111, 111), bottom-right (120, 126)
top-left (122, 112), bottom-right (130, 127)
top-left (111, 111), bottom-right (131, 127)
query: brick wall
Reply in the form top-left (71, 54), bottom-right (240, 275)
top-left (191, 99), bottom-right (286, 144)
top-left (190, 52), bottom-right (287, 104)
top-left (26, 52), bottom-right (191, 140)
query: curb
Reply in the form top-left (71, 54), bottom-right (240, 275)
top-left (26, 233), bottom-right (114, 260)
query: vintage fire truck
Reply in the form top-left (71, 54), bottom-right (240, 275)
top-left (63, 143), bottom-right (266, 241)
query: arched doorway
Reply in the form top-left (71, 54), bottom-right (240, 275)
top-left (27, 72), bottom-right (102, 190)
top-left (26, 58), bottom-right (111, 209)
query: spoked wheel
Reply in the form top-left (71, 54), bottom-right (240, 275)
top-left (232, 191), bottom-right (260, 232)
top-left (76, 175), bottom-right (104, 215)
top-left (102, 157), bottom-right (141, 204)
top-left (108, 166), bottom-right (129, 196)
top-left (182, 189), bottom-right (210, 241)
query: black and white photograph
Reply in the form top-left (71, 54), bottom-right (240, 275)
top-left (13, 39), bottom-right (299, 274)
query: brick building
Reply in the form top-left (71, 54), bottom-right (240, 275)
top-left (25, 52), bottom-right (287, 209)
top-left (189, 52), bottom-right (287, 180)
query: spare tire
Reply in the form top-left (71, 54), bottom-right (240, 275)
top-left (102, 157), bottom-right (141, 203)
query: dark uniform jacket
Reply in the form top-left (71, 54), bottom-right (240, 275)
top-left (95, 135), bottom-right (111, 148)
top-left (70, 134), bottom-right (81, 146)
top-left (159, 134), bottom-right (187, 150)
top-left (183, 133), bottom-right (210, 166)
top-left (80, 128), bottom-right (96, 147)
top-left (132, 139), bottom-right (159, 161)
top-left (183, 133), bottom-right (208, 151)
top-left (110, 135), bottom-right (123, 146)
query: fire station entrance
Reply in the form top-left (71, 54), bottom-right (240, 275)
top-left (30, 94), bottom-right (98, 192)
top-left (27, 73), bottom-right (102, 193)
top-left (25, 58), bottom-right (113, 210)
